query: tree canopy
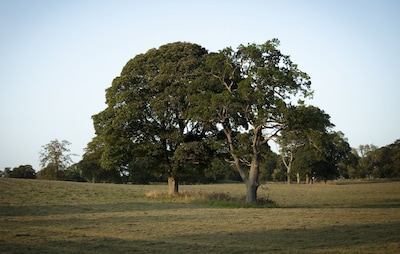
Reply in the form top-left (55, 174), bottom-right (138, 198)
top-left (87, 40), bottom-right (400, 203)
top-left (93, 40), bottom-right (315, 203)
top-left (188, 39), bottom-right (312, 203)
top-left (277, 105), bottom-right (351, 183)
top-left (93, 42), bottom-right (210, 193)
top-left (37, 139), bottom-right (73, 180)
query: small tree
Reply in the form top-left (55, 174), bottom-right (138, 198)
top-left (79, 136), bottom-right (107, 183)
top-left (64, 163), bottom-right (86, 182)
top-left (291, 131), bottom-right (351, 183)
top-left (277, 105), bottom-right (334, 184)
top-left (3, 167), bottom-right (12, 177)
top-left (38, 139), bottom-right (73, 180)
top-left (355, 144), bottom-right (378, 178)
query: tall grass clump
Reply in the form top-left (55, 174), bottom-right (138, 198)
top-left (145, 190), bottom-right (276, 208)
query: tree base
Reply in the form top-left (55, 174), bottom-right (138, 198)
top-left (168, 177), bottom-right (178, 195)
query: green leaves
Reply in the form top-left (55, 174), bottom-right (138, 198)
top-left (93, 39), bottom-right (318, 198)
top-left (93, 42), bottom-right (210, 180)
top-left (38, 139), bottom-right (73, 180)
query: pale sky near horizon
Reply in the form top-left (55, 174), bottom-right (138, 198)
top-left (1, 0), bottom-right (399, 171)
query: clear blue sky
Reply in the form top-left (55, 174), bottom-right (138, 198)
top-left (1, 0), bottom-right (399, 171)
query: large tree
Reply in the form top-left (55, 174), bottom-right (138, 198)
top-left (93, 42), bottom-right (209, 193)
top-left (190, 39), bottom-right (312, 203)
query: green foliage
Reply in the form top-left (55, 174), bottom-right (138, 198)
top-left (64, 163), bottom-right (86, 182)
top-left (290, 131), bottom-right (351, 182)
top-left (348, 140), bottom-right (400, 179)
top-left (37, 139), bottom-right (73, 180)
top-left (89, 39), bottom-right (398, 201)
top-left (92, 39), bottom-right (317, 202)
top-left (77, 136), bottom-right (122, 183)
top-left (37, 165), bottom-right (66, 180)
top-left (277, 105), bottom-right (352, 183)
top-left (374, 140), bottom-right (400, 178)
top-left (93, 42), bottom-right (211, 189)
top-left (278, 105), bottom-right (335, 183)
top-left (189, 39), bottom-right (312, 202)
top-left (337, 148), bottom-right (359, 179)
top-left (284, 105), bottom-right (334, 135)
top-left (356, 144), bottom-right (378, 178)
top-left (271, 167), bottom-right (286, 182)
top-left (7, 165), bottom-right (36, 179)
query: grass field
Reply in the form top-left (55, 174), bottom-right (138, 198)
top-left (1, 178), bottom-right (400, 253)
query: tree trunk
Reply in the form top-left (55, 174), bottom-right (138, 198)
top-left (223, 124), bottom-right (262, 204)
top-left (246, 181), bottom-right (259, 204)
top-left (281, 152), bottom-right (292, 185)
top-left (246, 147), bottom-right (261, 204)
top-left (168, 177), bottom-right (178, 195)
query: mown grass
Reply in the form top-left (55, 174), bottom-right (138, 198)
top-left (1, 178), bottom-right (400, 253)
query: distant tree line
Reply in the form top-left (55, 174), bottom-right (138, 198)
top-left (343, 141), bottom-right (400, 179)
top-left (1, 139), bottom-right (399, 184)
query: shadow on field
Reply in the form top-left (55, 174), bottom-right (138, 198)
top-left (0, 237), bottom-right (164, 254)
top-left (280, 202), bottom-right (400, 209)
top-left (212, 222), bottom-right (400, 253)
top-left (1, 222), bottom-right (400, 253)
top-left (0, 202), bottom-right (192, 217)
top-left (3, 199), bottom-right (400, 217)
top-left (357, 198), bottom-right (400, 208)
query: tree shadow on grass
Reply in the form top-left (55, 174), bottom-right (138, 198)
top-left (0, 201), bottom-right (199, 217)
top-left (1, 222), bottom-right (400, 254)
top-left (276, 197), bottom-right (400, 209)
top-left (2, 197), bottom-right (400, 218)
top-left (224, 222), bottom-right (400, 253)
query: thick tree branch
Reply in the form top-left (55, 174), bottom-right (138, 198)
top-left (222, 124), bottom-right (248, 182)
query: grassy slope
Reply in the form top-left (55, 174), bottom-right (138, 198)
top-left (1, 178), bottom-right (400, 253)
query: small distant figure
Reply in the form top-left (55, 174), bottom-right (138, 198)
top-left (311, 172), bottom-right (316, 184)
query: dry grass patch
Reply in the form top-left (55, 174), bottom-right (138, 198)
top-left (145, 189), bottom-right (276, 207)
